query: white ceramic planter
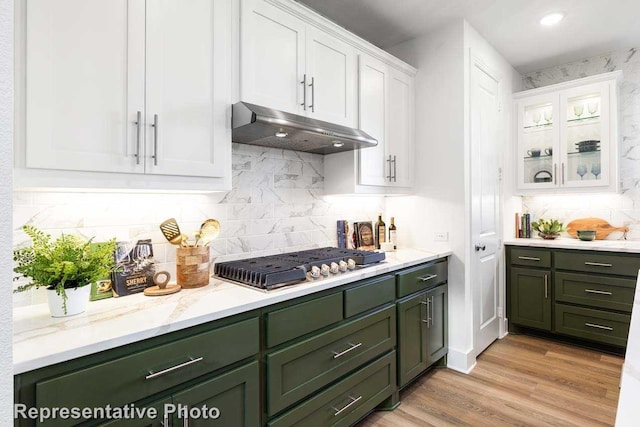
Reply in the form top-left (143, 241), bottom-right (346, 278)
top-left (47, 286), bottom-right (90, 317)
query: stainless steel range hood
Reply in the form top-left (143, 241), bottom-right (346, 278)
top-left (232, 102), bottom-right (377, 154)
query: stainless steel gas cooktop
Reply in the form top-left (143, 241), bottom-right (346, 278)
top-left (213, 247), bottom-right (385, 291)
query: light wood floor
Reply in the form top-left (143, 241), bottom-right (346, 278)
top-left (359, 334), bottom-right (624, 427)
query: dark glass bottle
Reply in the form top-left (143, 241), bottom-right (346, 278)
top-left (375, 213), bottom-right (386, 249)
top-left (389, 217), bottom-right (397, 249)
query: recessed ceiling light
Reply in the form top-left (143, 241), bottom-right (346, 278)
top-left (275, 129), bottom-right (288, 138)
top-left (540, 12), bottom-right (564, 26)
top-left (332, 140), bottom-right (344, 148)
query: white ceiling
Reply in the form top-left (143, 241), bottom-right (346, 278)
top-left (297, 0), bottom-right (640, 73)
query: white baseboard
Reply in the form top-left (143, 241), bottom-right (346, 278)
top-left (446, 347), bottom-right (477, 374)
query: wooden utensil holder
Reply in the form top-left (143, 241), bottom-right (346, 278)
top-left (176, 246), bottom-right (210, 288)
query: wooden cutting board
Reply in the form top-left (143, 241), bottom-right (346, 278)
top-left (566, 218), bottom-right (628, 240)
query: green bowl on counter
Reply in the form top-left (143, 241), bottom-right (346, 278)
top-left (577, 229), bottom-right (597, 241)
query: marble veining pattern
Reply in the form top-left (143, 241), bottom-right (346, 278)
top-left (13, 249), bottom-right (451, 374)
top-left (522, 47), bottom-right (640, 239)
top-left (12, 143), bottom-right (386, 307)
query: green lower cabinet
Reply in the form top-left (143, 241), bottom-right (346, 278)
top-left (97, 398), bottom-right (171, 427)
top-left (172, 361), bottom-right (260, 427)
top-left (555, 304), bottom-right (631, 347)
top-left (267, 352), bottom-right (396, 427)
top-left (266, 305), bottom-right (395, 416)
top-left (509, 267), bottom-right (551, 331)
top-left (397, 284), bottom-right (448, 387)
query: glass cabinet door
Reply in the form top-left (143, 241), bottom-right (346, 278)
top-left (559, 82), bottom-right (610, 188)
top-left (517, 94), bottom-right (559, 190)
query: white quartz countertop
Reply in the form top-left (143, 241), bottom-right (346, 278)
top-left (13, 248), bottom-right (451, 375)
top-left (504, 237), bottom-right (640, 253)
top-left (616, 271), bottom-right (640, 426)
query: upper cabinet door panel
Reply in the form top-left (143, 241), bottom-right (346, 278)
top-left (145, 0), bottom-right (230, 177)
top-left (25, 0), bottom-right (145, 173)
top-left (559, 81), bottom-right (611, 189)
top-left (389, 68), bottom-right (414, 187)
top-left (240, 0), bottom-right (305, 115)
top-left (305, 27), bottom-right (356, 127)
top-left (358, 54), bottom-right (389, 187)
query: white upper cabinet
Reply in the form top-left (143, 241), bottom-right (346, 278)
top-left (240, 0), bottom-right (356, 127)
top-left (26, 0), bottom-right (145, 174)
top-left (21, 0), bottom-right (230, 187)
top-left (514, 72), bottom-right (620, 194)
top-left (145, 0), bottom-right (229, 177)
top-left (358, 54), bottom-right (389, 186)
top-left (240, 0), bottom-right (306, 115)
top-left (388, 67), bottom-right (415, 188)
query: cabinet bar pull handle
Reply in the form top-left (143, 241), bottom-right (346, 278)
top-left (585, 322), bottom-right (613, 331)
top-left (152, 114), bottom-right (159, 166)
top-left (386, 155), bottom-right (393, 181)
top-left (333, 395), bottom-right (362, 416)
top-left (332, 342), bottom-right (362, 359)
top-left (562, 162), bottom-right (565, 185)
top-left (427, 296), bottom-right (432, 327)
top-left (309, 76), bottom-right (315, 112)
top-left (544, 274), bottom-right (548, 299)
top-left (134, 111), bottom-right (141, 165)
top-left (145, 356), bottom-right (204, 380)
top-left (518, 256), bottom-right (541, 261)
top-left (554, 163), bottom-right (557, 185)
top-left (300, 74), bottom-right (307, 110)
top-left (393, 155), bottom-right (397, 182)
top-left (584, 289), bottom-right (613, 295)
top-left (418, 274), bottom-right (438, 282)
top-left (584, 262), bottom-right (613, 267)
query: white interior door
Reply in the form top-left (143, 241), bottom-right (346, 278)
top-left (470, 56), bottom-right (502, 357)
top-left (25, 0), bottom-right (145, 173)
top-left (145, 0), bottom-right (230, 177)
top-left (305, 27), bottom-right (356, 127)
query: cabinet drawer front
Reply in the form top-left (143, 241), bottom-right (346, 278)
top-left (266, 292), bottom-right (344, 348)
top-left (344, 275), bottom-right (395, 318)
top-left (35, 317), bottom-right (259, 425)
top-left (268, 352), bottom-right (396, 427)
top-left (555, 304), bottom-right (631, 347)
top-left (396, 260), bottom-right (447, 298)
top-left (555, 272), bottom-right (636, 312)
top-left (509, 248), bottom-right (552, 268)
top-left (555, 251), bottom-right (640, 277)
top-left (266, 305), bottom-right (396, 416)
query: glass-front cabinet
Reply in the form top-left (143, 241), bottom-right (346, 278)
top-left (515, 72), bottom-right (620, 193)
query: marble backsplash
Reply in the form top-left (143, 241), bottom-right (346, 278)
top-left (13, 143), bottom-right (386, 307)
top-left (522, 47), bottom-right (640, 238)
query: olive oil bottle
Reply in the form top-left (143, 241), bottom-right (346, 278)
top-left (375, 213), bottom-right (386, 249)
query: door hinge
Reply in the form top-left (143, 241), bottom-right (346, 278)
top-left (498, 167), bottom-right (503, 182)
top-left (497, 102), bottom-right (502, 113)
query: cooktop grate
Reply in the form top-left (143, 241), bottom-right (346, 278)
top-left (213, 247), bottom-right (385, 290)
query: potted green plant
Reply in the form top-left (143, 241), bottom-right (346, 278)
top-left (531, 218), bottom-right (566, 240)
top-left (13, 225), bottom-right (117, 317)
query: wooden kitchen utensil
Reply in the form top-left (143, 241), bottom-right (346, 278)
top-left (176, 246), bottom-right (210, 288)
top-left (566, 218), bottom-right (628, 240)
top-left (160, 218), bottom-right (184, 246)
top-left (143, 271), bottom-right (181, 296)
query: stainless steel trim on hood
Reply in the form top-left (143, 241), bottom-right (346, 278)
top-left (231, 102), bottom-right (377, 154)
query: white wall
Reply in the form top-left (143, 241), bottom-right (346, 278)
top-left (387, 22), bottom-right (471, 371)
top-left (0, 0), bottom-right (14, 419)
top-left (388, 21), bottom-right (521, 372)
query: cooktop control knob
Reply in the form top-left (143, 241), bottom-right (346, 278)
top-left (310, 265), bottom-right (321, 278)
top-left (347, 259), bottom-right (356, 270)
top-left (320, 264), bottom-right (330, 276)
top-left (330, 262), bottom-right (340, 274)
top-left (338, 260), bottom-right (348, 272)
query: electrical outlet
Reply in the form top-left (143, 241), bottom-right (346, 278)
top-left (434, 232), bottom-right (448, 242)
